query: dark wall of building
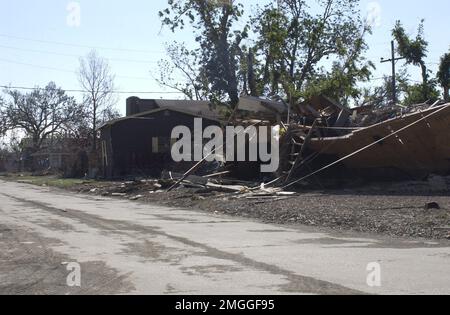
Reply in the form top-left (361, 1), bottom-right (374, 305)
top-left (101, 110), bottom-right (221, 178)
top-left (126, 97), bottom-right (159, 116)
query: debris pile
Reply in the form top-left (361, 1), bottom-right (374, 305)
top-left (278, 97), bottom-right (450, 186)
top-left (78, 171), bottom-right (298, 202)
top-left (74, 176), bottom-right (450, 240)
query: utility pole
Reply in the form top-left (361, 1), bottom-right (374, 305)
top-left (381, 40), bottom-right (405, 105)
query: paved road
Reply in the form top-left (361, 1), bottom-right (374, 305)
top-left (0, 180), bottom-right (449, 295)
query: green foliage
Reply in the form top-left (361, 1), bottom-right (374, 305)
top-left (359, 72), bottom-right (406, 108)
top-left (437, 52), bottom-right (450, 87)
top-left (156, 42), bottom-right (210, 101)
top-left (361, 69), bottom-right (440, 107)
top-left (159, 0), bottom-right (248, 107)
top-left (393, 20), bottom-right (428, 69)
top-left (251, 0), bottom-right (373, 104)
top-left (402, 82), bottom-right (440, 106)
top-left (4, 175), bottom-right (93, 189)
top-left (0, 96), bottom-right (6, 137)
top-left (437, 51), bottom-right (450, 101)
top-left (159, 0), bottom-right (372, 107)
top-left (301, 28), bottom-right (374, 106)
top-left (157, 1), bottom-right (444, 109)
top-left (392, 20), bottom-right (433, 101)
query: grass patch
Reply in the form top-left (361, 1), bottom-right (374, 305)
top-left (1, 174), bottom-right (94, 189)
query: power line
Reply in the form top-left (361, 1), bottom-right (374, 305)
top-left (0, 57), bottom-right (154, 81)
top-left (0, 57), bottom-right (74, 73)
top-left (368, 77), bottom-right (384, 81)
top-left (367, 76), bottom-right (423, 84)
top-left (0, 33), bottom-right (165, 54)
top-left (0, 44), bottom-right (160, 64)
top-left (0, 85), bottom-right (184, 95)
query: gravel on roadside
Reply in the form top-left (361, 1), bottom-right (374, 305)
top-left (72, 179), bottom-right (450, 240)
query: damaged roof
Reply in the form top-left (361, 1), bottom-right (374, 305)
top-left (126, 97), bottom-right (223, 120)
top-left (98, 106), bottom-right (225, 130)
top-left (237, 96), bottom-right (288, 115)
top-left (295, 95), bottom-right (351, 117)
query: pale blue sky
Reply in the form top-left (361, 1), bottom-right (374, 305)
top-left (0, 0), bottom-right (449, 114)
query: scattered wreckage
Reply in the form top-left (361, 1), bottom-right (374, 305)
top-left (282, 97), bottom-right (450, 186)
top-left (167, 96), bottom-right (450, 194)
top-left (99, 95), bottom-right (450, 196)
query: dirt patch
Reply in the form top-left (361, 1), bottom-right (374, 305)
top-left (0, 223), bottom-right (134, 295)
top-left (121, 240), bottom-right (187, 265)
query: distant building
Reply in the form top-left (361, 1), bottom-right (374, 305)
top-left (20, 137), bottom-right (88, 176)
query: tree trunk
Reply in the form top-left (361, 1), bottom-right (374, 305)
top-left (420, 62), bottom-right (429, 100)
top-left (225, 52), bottom-right (239, 108)
top-left (92, 101), bottom-right (97, 152)
top-left (247, 51), bottom-right (258, 97)
top-left (445, 86), bottom-right (449, 102)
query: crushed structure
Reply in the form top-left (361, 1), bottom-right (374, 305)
top-left (99, 95), bottom-right (450, 193)
top-left (283, 98), bottom-right (450, 184)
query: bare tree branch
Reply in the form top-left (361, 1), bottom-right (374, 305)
top-left (78, 50), bottom-right (118, 151)
top-left (2, 82), bottom-right (84, 152)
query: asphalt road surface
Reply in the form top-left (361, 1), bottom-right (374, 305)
top-left (1, 180), bottom-right (449, 295)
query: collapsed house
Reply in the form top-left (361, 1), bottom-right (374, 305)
top-left (309, 105), bottom-right (450, 177)
top-left (233, 96), bottom-right (288, 123)
top-left (283, 97), bottom-right (450, 182)
top-left (99, 95), bottom-right (450, 185)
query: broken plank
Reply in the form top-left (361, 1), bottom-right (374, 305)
top-left (203, 171), bottom-right (231, 178)
top-left (206, 183), bottom-right (248, 193)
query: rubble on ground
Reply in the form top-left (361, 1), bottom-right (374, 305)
top-left (68, 172), bottom-right (450, 240)
top-left (76, 171), bottom-right (297, 201)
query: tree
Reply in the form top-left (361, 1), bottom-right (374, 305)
top-left (159, 0), bottom-right (249, 107)
top-left (0, 129), bottom-right (22, 172)
top-left (361, 68), bottom-right (440, 107)
top-left (251, 0), bottom-right (372, 105)
top-left (402, 82), bottom-right (440, 106)
top-left (0, 96), bottom-right (7, 137)
top-left (359, 70), bottom-right (409, 108)
top-left (156, 42), bottom-right (210, 100)
top-left (2, 82), bottom-right (83, 151)
top-left (437, 51), bottom-right (450, 101)
top-left (301, 27), bottom-right (374, 106)
top-left (392, 20), bottom-right (432, 101)
top-left (78, 50), bottom-right (118, 151)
